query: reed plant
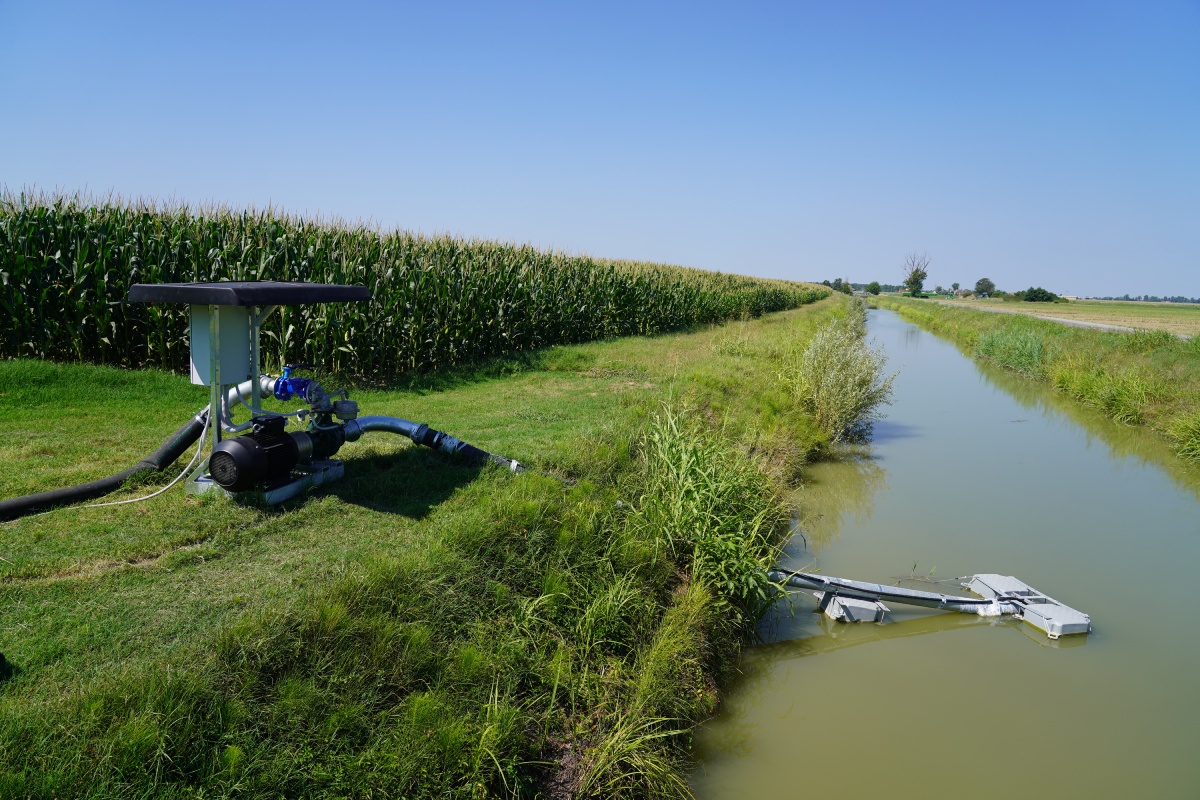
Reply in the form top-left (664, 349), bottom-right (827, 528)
top-left (1169, 412), bottom-right (1200, 463)
top-left (975, 325), bottom-right (1053, 377)
top-left (0, 191), bottom-right (826, 378)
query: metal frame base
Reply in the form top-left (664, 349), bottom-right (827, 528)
top-left (186, 459), bottom-right (345, 505)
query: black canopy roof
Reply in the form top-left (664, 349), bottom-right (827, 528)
top-left (128, 281), bottom-right (371, 306)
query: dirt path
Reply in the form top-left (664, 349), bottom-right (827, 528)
top-left (927, 300), bottom-right (1192, 338)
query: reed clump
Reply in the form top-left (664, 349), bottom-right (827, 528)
top-left (975, 325), bottom-right (1053, 378)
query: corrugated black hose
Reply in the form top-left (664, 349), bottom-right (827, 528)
top-left (0, 411), bottom-right (209, 522)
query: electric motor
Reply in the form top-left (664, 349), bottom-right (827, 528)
top-left (209, 417), bottom-right (301, 492)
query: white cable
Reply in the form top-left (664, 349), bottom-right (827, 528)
top-left (7, 412), bottom-right (213, 523)
top-left (78, 411), bottom-right (211, 510)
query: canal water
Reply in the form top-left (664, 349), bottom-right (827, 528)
top-left (691, 310), bottom-right (1200, 799)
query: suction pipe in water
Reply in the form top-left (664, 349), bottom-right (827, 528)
top-left (768, 567), bottom-right (1022, 617)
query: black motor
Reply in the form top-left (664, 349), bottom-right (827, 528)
top-left (209, 416), bottom-right (301, 492)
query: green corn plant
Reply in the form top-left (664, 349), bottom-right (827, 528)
top-left (0, 190), bottom-right (829, 379)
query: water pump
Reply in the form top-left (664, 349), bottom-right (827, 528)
top-left (0, 281), bottom-right (522, 521)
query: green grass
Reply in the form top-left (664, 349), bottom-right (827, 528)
top-left (0, 296), bottom-right (844, 798)
top-left (874, 296), bottom-right (1200, 464)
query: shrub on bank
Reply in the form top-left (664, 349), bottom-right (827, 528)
top-left (780, 299), bottom-right (895, 442)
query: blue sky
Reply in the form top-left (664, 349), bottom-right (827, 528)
top-left (2, 1), bottom-right (1197, 295)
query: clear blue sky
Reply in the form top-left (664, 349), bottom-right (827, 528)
top-left (2, 1), bottom-right (1197, 296)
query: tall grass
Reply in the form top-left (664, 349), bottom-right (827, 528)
top-left (0, 191), bottom-right (827, 378)
top-left (780, 299), bottom-right (896, 442)
top-left (1169, 413), bottom-right (1200, 463)
top-left (975, 326), bottom-right (1052, 377)
top-left (631, 408), bottom-right (786, 624)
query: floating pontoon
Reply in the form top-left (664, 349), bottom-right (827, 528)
top-left (768, 567), bottom-right (1091, 639)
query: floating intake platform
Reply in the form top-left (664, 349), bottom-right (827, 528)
top-left (768, 568), bottom-right (1091, 639)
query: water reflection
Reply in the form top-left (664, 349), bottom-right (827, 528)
top-left (869, 419), bottom-right (922, 442)
top-left (974, 359), bottom-right (1200, 501)
top-left (789, 450), bottom-right (888, 553)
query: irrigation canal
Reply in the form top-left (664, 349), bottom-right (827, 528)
top-left (691, 309), bottom-right (1200, 798)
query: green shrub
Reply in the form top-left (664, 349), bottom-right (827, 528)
top-left (780, 302), bottom-right (895, 442)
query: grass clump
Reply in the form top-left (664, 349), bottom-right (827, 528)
top-left (779, 299), bottom-right (896, 442)
top-left (632, 408), bottom-right (786, 624)
top-left (1169, 412), bottom-right (1200, 463)
top-left (975, 325), bottom-right (1053, 377)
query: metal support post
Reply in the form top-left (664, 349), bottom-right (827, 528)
top-left (207, 304), bottom-right (222, 447)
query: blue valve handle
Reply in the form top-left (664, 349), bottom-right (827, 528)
top-left (274, 364), bottom-right (315, 401)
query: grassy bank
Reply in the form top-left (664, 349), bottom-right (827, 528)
top-left (0, 192), bottom-right (826, 377)
top-left (929, 297), bottom-right (1200, 337)
top-left (0, 296), bottom-right (862, 798)
top-left (873, 297), bottom-right (1200, 464)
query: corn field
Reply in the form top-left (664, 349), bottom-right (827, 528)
top-left (0, 192), bottom-right (827, 378)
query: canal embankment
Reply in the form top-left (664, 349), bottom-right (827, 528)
top-left (873, 296), bottom-right (1200, 465)
top-left (1, 294), bottom-right (898, 798)
top-left (691, 308), bottom-right (1200, 799)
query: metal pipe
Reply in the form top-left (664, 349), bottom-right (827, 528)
top-left (768, 568), bottom-right (1021, 616)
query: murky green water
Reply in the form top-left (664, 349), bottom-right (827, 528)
top-left (692, 310), bottom-right (1200, 799)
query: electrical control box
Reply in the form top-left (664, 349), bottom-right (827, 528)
top-left (189, 305), bottom-right (251, 386)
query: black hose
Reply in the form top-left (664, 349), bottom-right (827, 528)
top-left (0, 411), bottom-right (209, 522)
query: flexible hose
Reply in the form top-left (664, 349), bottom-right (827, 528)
top-left (0, 411), bottom-right (209, 522)
top-left (345, 416), bottom-right (524, 472)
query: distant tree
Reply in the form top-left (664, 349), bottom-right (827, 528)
top-left (952, 282), bottom-right (960, 292)
top-left (934, 285), bottom-right (944, 295)
top-left (974, 277), bottom-right (996, 296)
top-left (866, 281), bottom-right (881, 295)
top-left (903, 253), bottom-right (930, 296)
top-left (1021, 286), bottom-right (1059, 302)
top-left (839, 277), bottom-right (853, 295)
top-left (830, 278), bottom-right (843, 292)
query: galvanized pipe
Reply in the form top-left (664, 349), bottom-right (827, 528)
top-left (768, 568), bottom-right (1021, 616)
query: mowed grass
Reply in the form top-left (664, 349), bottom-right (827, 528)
top-left (0, 297), bottom-right (841, 798)
top-left (934, 297), bottom-right (1200, 337)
